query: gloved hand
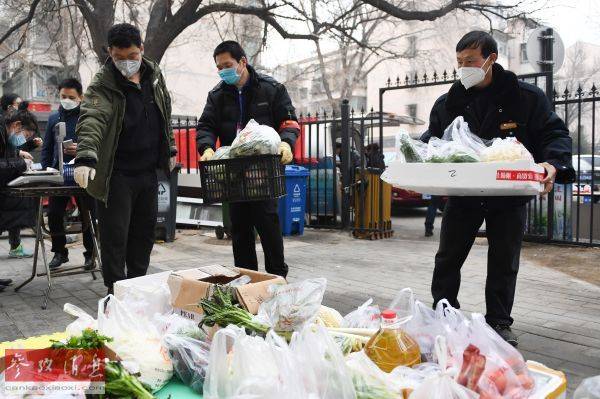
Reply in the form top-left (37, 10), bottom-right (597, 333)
top-left (200, 148), bottom-right (215, 162)
top-left (169, 156), bottom-right (178, 172)
top-left (74, 166), bottom-right (96, 189)
top-left (279, 142), bottom-right (293, 164)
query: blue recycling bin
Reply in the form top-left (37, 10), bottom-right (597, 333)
top-left (279, 165), bottom-right (309, 236)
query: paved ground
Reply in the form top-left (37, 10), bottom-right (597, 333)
top-left (1, 210), bottom-right (599, 395)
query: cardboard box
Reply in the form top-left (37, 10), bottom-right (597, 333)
top-left (168, 265), bottom-right (286, 322)
top-left (381, 159), bottom-right (544, 196)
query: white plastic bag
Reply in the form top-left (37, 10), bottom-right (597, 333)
top-left (342, 298), bottom-right (381, 329)
top-left (574, 375), bottom-right (600, 398)
top-left (212, 146), bottom-right (231, 160)
top-left (291, 325), bottom-right (356, 399)
top-left (480, 137), bottom-right (533, 162)
top-left (63, 303), bottom-right (97, 337)
top-left (256, 278), bottom-right (327, 331)
top-left (153, 313), bottom-right (205, 339)
top-left (448, 313), bottom-right (535, 398)
top-left (204, 326), bottom-right (306, 399)
top-left (229, 119), bottom-right (281, 158)
top-left (163, 334), bottom-right (210, 394)
top-left (389, 288), bottom-right (445, 362)
top-left (117, 282), bottom-right (172, 321)
top-left (441, 116), bottom-right (488, 156)
top-left (97, 295), bottom-right (173, 392)
top-left (346, 351), bottom-right (398, 398)
top-left (409, 336), bottom-right (479, 399)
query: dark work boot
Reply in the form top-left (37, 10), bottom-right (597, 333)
top-left (84, 254), bottom-right (95, 271)
top-left (492, 324), bottom-right (519, 347)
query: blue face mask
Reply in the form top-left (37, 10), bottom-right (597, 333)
top-left (218, 65), bottom-right (242, 85)
top-left (9, 131), bottom-right (26, 148)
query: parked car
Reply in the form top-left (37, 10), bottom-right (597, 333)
top-left (572, 154), bottom-right (600, 201)
top-left (383, 152), bottom-right (447, 209)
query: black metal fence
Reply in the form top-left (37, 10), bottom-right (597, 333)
top-left (172, 70), bottom-right (599, 246)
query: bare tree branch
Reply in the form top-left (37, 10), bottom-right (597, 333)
top-left (0, 0), bottom-right (42, 46)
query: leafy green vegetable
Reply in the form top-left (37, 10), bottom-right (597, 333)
top-left (427, 155), bottom-right (447, 163)
top-left (102, 361), bottom-right (155, 399)
top-left (447, 153), bottom-right (478, 163)
top-left (399, 135), bottom-right (424, 163)
top-left (352, 374), bottom-right (397, 399)
top-left (199, 286), bottom-right (270, 336)
top-left (51, 329), bottom-right (112, 349)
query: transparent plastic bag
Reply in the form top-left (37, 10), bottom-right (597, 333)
top-left (409, 336), bottom-right (479, 399)
top-left (204, 326), bottom-right (306, 399)
top-left (212, 146), bottom-right (231, 160)
top-left (426, 138), bottom-right (480, 163)
top-left (97, 295), bottom-right (173, 392)
top-left (290, 325), bottom-right (356, 399)
top-left (480, 137), bottom-right (533, 162)
top-left (163, 334), bottom-right (210, 394)
top-left (153, 313), bottom-right (205, 340)
top-left (390, 362), bottom-right (444, 397)
top-left (342, 298), bottom-right (381, 329)
top-left (441, 116), bottom-right (488, 156)
top-left (346, 351), bottom-right (398, 399)
top-left (451, 313), bottom-right (534, 398)
top-left (574, 375), bottom-right (600, 398)
top-left (256, 278), bottom-right (327, 332)
top-left (117, 281), bottom-right (172, 321)
top-left (396, 131), bottom-right (427, 163)
top-left (230, 119), bottom-right (281, 158)
top-left (63, 303), bottom-right (97, 337)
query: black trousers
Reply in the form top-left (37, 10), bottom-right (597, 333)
top-left (47, 195), bottom-right (95, 257)
top-left (97, 171), bottom-right (157, 289)
top-left (229, 199), bottom-right (288, 278)
top-left (431, 198), bottom-right (527, 326)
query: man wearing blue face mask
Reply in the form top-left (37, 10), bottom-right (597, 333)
top-left (73, 23), bottom-right (177, 295)
top-left (196, 41), bottom-right (300, 278)
top-left (424, 31), bottom-right (574, 347)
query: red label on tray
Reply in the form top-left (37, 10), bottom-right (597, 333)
top-left (496, 170), bottom-right (544, 182)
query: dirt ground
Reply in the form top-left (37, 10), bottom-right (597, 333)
top-left (521, 242), bottom-right (600, 287)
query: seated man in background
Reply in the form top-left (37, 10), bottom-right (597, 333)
top-left (0, 109), bottom-right (38, 258)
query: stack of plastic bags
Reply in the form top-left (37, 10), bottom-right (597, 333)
top-left (396, 116), bottom-right (533, 164)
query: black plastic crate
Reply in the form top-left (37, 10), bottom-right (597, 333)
top-left (199, 154), bottom-right (286, 203)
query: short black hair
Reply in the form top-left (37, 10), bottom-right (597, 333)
top-left (456, 31), bottom-right (498, 58)
top-left (5, 109), bottom-right (39, 132)
top-left (107, 23), bottom-right (142, 49)
top-left (0, 93), bottom-right (20, 111)
top-left (58, 78), bottom-right (83, 96)
top-left (213, 41), bottom-right (246, 62)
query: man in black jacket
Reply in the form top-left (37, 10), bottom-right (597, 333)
top-left (197, 41), bottom-right (299, 278)
top-left (427, 31), bottom-right (574, 346)
top-left (41, 78), bottom-right (96, 270)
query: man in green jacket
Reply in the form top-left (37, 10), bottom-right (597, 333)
top-left (74, 23), bottom-right (176, 295)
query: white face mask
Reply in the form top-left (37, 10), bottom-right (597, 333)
top-left (114, 58), bottom-right (142, 78)
top-left (60, 98), bottom-right (80, 111)
top-left (458, 56), bottom-right (492, 90)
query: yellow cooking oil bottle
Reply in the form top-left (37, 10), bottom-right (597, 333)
top-left (364, 309), bottom-right (421, 372)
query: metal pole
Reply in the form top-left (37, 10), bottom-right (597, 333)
top-left (378, 89), bottom-right (385, 235)
top-left (341, 99), bottom-right (351, 229)
top-left (542, 28), bottom-right (555, 241)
